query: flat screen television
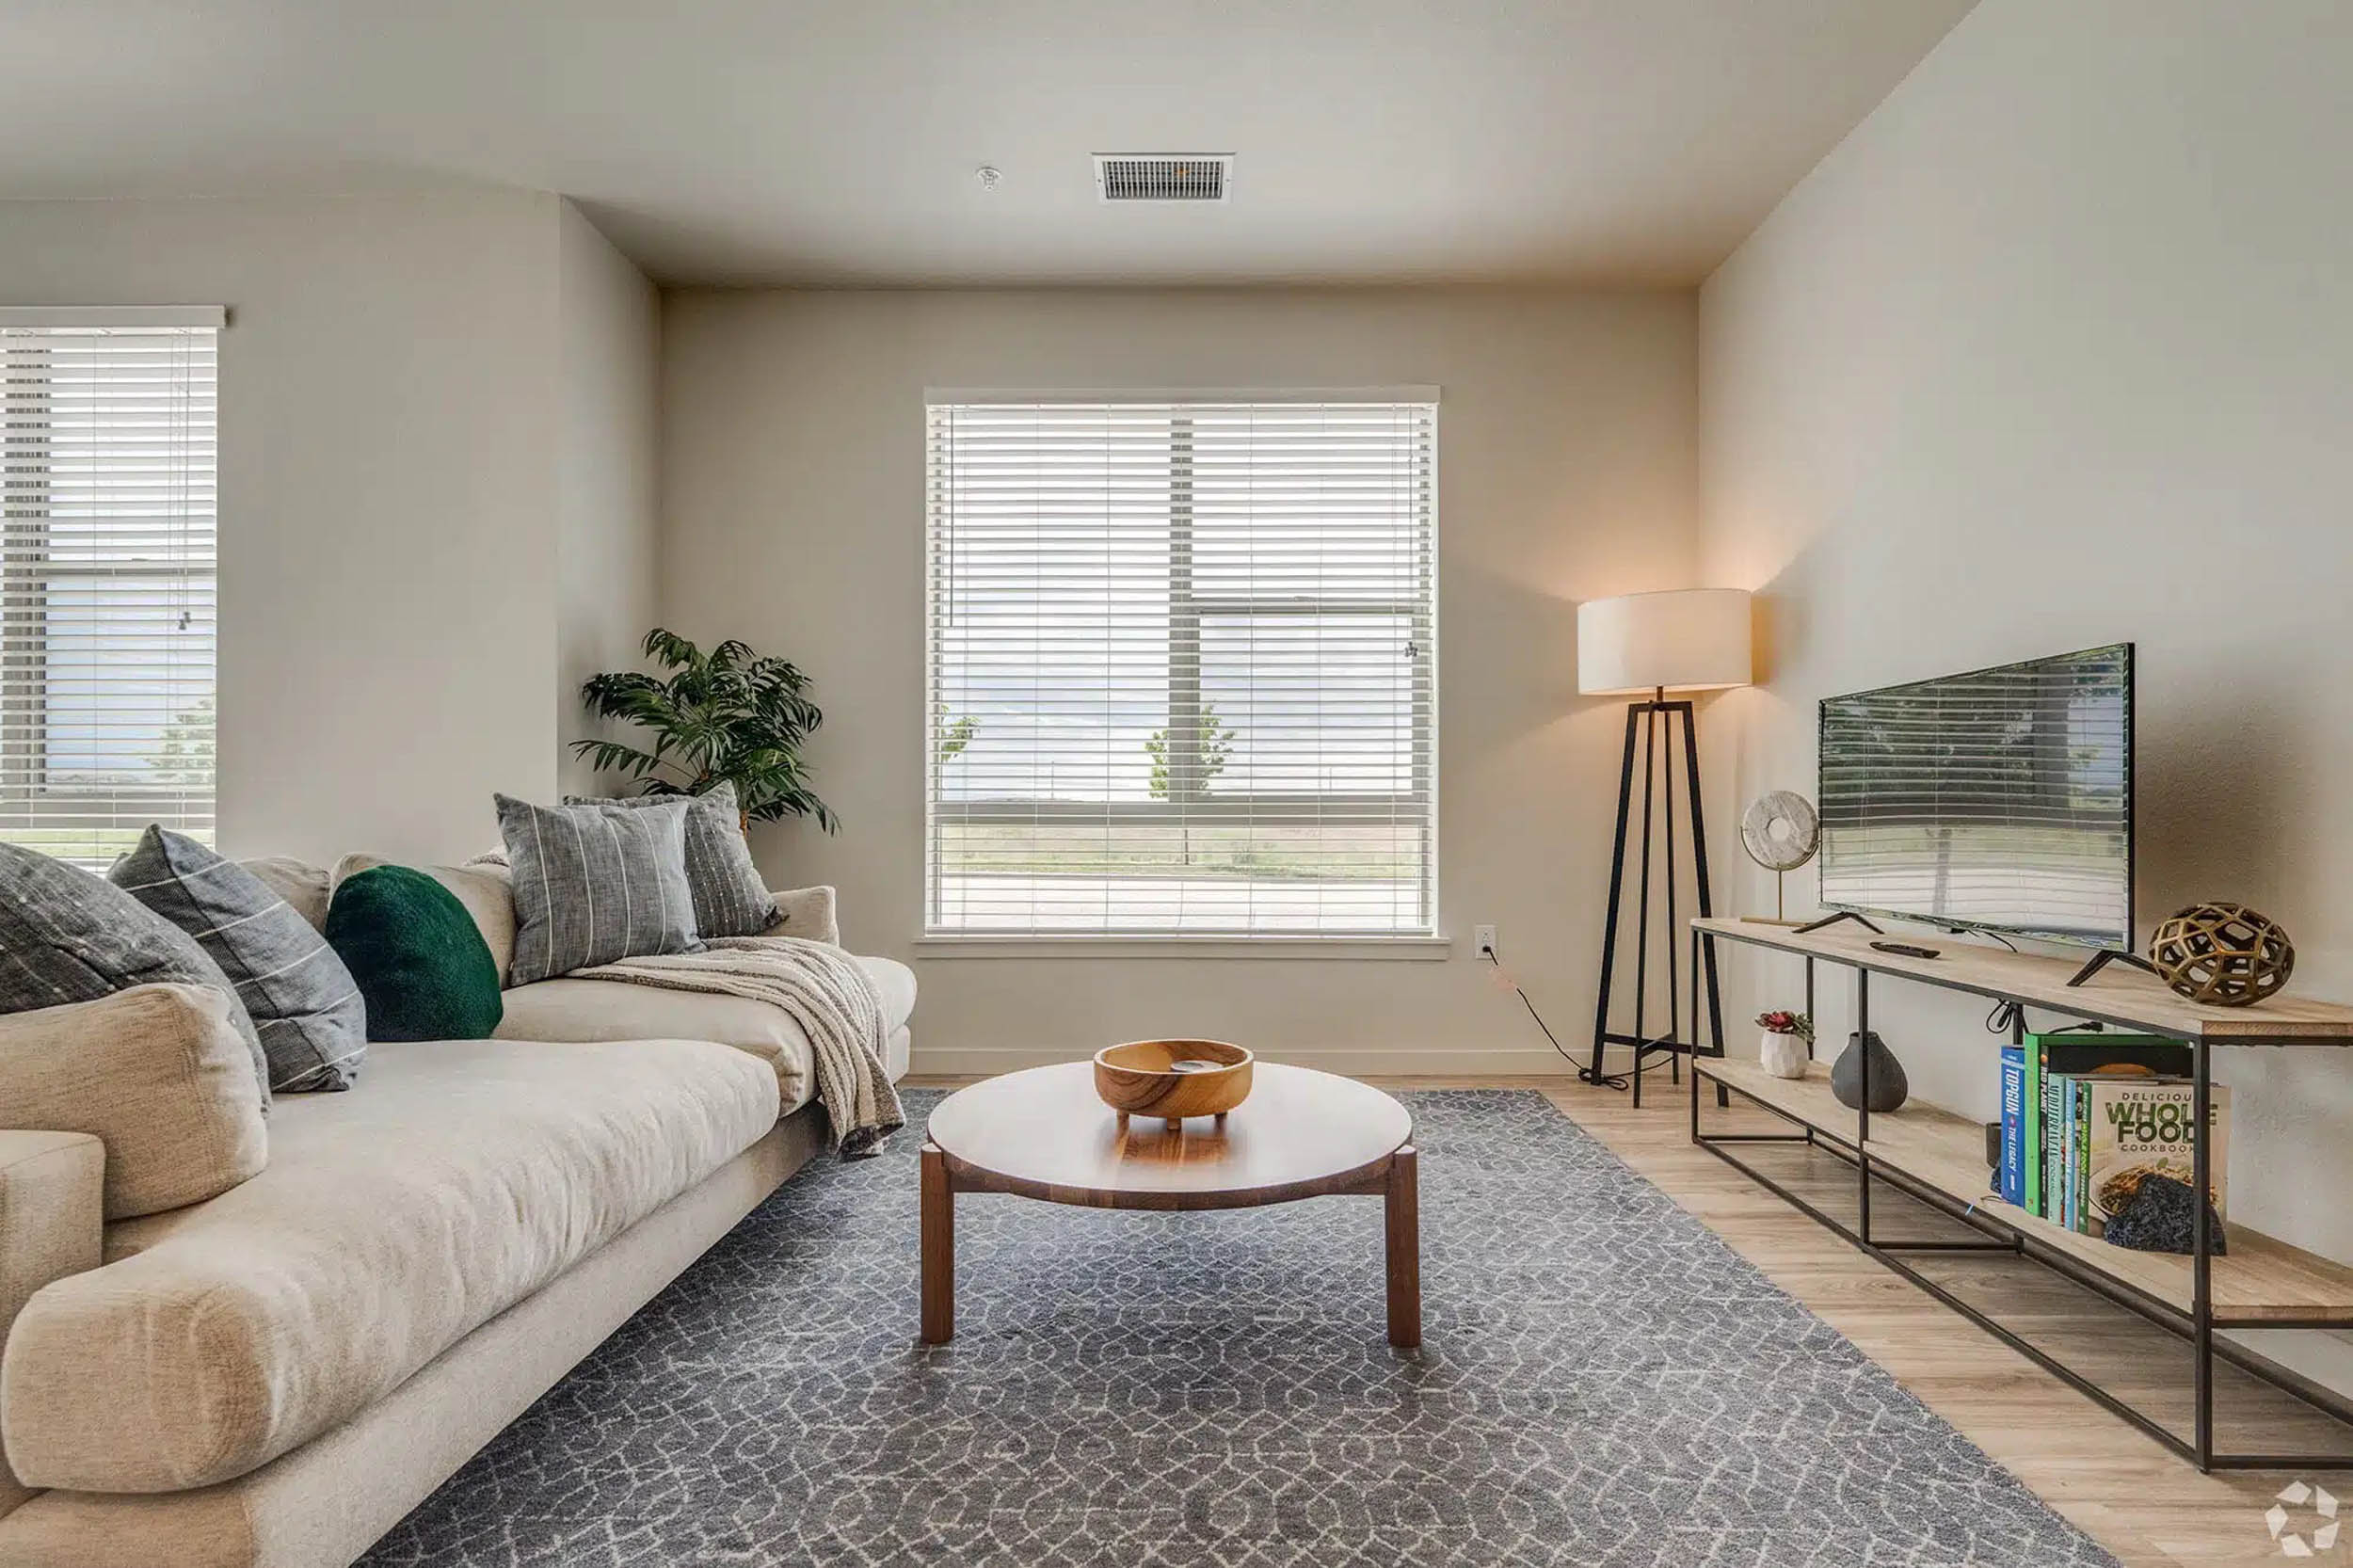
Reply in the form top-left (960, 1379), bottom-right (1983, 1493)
top-left (1817, 644), bottom-right (2134, 950)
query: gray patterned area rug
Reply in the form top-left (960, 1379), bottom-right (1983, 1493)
top-left (360, 1089), bottom-right (2117, 1567)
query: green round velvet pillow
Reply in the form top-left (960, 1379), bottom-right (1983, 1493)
top-left (324, 865), bottom-right (504, 1042)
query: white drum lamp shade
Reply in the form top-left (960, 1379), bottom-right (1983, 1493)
top-left (1577, 588), bottom-right (1753, 696)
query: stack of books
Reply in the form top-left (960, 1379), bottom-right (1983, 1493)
top-left (1997, 1032), bottom-right (2228, 1237)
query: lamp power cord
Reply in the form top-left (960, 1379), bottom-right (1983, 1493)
top-left (1481, 943), bottom-right (1582, 1070)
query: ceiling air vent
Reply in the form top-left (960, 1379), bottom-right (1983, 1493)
top-left (1093, 153), bottom-right (1234, 202)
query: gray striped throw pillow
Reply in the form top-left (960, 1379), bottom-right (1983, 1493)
top-left (111, 827), bottom-right (368, 1092)
top-left (497, 793), bottom-right (702, 984)
top-left (0, 839), bottom-right (271, 1106)
top-left (564, 781), bottom-right (778, 939)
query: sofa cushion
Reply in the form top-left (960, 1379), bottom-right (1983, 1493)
top-left (0, 1032), bottom-right (779, 1495)
top-left (569, 782), bottom-right (778, 938)
top-left (0, 840), bottom-right (268, 1105)
top-left (333, 853), bottom-right (518, 985)
top-left (113, 826), bottom-right (368, 1093)
top-left (497, 793), bottom-right (701, 984)
top-left (0, 1129), bottom-right (104, 1514)
top-left (859, 954), bottom-right (917, 1042)
top-left (0, 984), bottom-right (266, 1220)
top-left (325, 867), bottom-right (504, 1041)
top-left (495, 953), bottom-right (916, 1112)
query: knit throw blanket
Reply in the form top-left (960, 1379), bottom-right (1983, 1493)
top-left (580, 936), bottom-right (904, 1159)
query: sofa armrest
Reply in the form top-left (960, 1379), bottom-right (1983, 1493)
top-left (0, 1130), bottom-right (104, 1517)
top-left (766, 886), bottom-right (840, 946)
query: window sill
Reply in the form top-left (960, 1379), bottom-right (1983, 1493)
top-left (911, 935), bottom-right (1454, 961)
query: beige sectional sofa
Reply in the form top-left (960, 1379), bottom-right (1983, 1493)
top-left (0, 856), bottom-right (915, 1568)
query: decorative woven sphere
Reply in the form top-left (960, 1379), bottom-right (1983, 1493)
top-left (2147, 903), bottom-right (2295, 1008)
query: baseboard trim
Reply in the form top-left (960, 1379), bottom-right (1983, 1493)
top-left (908, 1046), bottom-right (1585, 1078)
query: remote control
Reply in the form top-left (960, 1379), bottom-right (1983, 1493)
top-left (1870, 940), bottom-right (1942, 959)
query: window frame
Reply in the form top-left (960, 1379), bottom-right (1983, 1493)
top-left (0, 308), bottom-right (222, 869)
top-left (920, 389), bottom-right (1442, 951)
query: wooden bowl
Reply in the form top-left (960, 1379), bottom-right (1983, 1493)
top-left (1093, 1039), bottom-right (1255, 1124)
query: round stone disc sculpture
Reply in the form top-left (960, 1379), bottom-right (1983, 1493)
top-left (1739, 791), bottom-right (1819, 921)
top-left (2148, 902), bottom-right (2295, 1008)
top-left (1740, 790), bottom-right (1820, 872)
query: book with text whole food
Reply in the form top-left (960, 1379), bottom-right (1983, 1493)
top-left (2081, 1078), bottom-right (2231, 1233)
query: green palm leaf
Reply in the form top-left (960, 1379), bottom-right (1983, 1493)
top-left (574, 628), bottom-right (837, 831)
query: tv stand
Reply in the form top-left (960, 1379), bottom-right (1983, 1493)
top-left (1689, 915), bottom-right (2353, 1472)
top-left (2066, 947), bottom-right (2163, 988)
top-left (1793, 909), bottom-right (1881, 936)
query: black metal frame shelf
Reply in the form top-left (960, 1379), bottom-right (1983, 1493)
top-left (1689, 920), bottom-right (2353, 1473)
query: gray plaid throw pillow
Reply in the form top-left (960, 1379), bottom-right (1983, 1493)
top-left (111, 826), bottom-right (367, 1092)
top-left (497, 793), bottom-right (702, 984)
top-left (564, 781), bottom-right (778, 939)
top-left (0, 840), bottom-right (270, 1105)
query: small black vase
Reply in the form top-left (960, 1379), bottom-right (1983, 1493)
top-left (1830, 1030), bottom-right (1908, 1112)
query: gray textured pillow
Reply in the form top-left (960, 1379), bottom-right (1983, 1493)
top-left (0, 840), bottom-right (269, 1105)
top-left (565, 781), bottom-right (778, 939)
top-left (496, 793), bottom-right (702, 984)
top-left (112, 827), bottom-right (367, 1093)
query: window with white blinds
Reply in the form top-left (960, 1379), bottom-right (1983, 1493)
top-left (1, 315), bottom-right (218, 869)
top-left (925, 396), bottom-right (1437, 936)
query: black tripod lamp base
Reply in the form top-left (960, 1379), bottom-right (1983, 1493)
top-left (1588, 694), bottom-right (1724, 1089)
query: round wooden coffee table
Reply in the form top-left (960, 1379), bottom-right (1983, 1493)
top-left (920, 1061), bottom-right (1418, 1347)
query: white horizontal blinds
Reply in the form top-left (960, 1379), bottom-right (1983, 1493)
top-left (1, 325), bottom-right (217, 869)
top-left (926, 399), bottom-right (1436, 936)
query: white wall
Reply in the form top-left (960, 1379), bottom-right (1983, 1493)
top-left (0, 190), bottom-right (660, 863)
top-left (1699, 0), bottom-right (2353, 1320)
top-left (662, 287), bottom-right (1701, 1073)
top-left (555, 202), bottom-right (662, 797)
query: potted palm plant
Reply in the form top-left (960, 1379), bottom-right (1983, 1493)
top-left (571, 629), bottom-right (837, 832)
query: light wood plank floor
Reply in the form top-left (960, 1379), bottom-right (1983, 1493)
top-left (906, 1070), bottom-right (2345, 1565)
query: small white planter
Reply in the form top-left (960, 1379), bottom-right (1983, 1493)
top-left (1759, 1030), bottom-right (1811, 1080)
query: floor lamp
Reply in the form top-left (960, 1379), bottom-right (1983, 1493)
top-left (1578, 588), bottom-right (1751, 1092)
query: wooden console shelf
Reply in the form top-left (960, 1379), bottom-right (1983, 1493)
top-left (1690, 913), bottom-right (2353, 1469)
top-left (1692, 917), bottom-right (2353, 1045)
top-left (1701, 1057), bottom-right (2353, 1325)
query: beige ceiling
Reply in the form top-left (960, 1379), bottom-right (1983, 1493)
top-left (0, 0), bottom-right (1977, 286)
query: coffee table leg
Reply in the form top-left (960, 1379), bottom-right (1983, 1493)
top-left (920, 1142), bottom-right (953, 1344)
top-left (1385, 1144), bottom-right (1420, 1349)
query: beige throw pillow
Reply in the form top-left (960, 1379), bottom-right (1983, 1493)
top-left (0, 984), bottom-right (268, 1219)
top-left (769, 885), bottom-right (840, 945)
top-left (238, 856), bottom-right (334, 933)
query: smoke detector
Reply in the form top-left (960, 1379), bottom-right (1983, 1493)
top-left (1092, 153), bottom-right (1234, 202)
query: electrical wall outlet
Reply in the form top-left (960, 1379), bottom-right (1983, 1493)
top-left (1473, 924), bottom-right (1497, 959)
